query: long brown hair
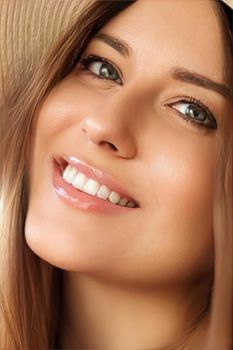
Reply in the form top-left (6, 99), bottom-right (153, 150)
top-left (0, 1), bottom-right (232, 348)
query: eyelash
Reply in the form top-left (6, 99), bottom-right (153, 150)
top-left (77, 54), bottom-right (217, 131)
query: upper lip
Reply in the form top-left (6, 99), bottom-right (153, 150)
top-left (54, 154), bottom-right (140, 207)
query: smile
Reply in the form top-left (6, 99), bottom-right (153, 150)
top-left (52, 155), bottom-right (140, 214)
top-left (62, 164), bottom-right (135, 208)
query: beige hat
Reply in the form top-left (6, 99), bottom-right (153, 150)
top-left (0, 0), bottom-right (94, 104)
top-left (0, 0), bottom-right (232, 105)
top-left (223, 0), bottom-right (233, 8)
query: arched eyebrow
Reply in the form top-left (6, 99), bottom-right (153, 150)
top-left (93, 32), bottom-right (231, 99)
top-left (93, 32), bottom-right (132, 57)
top-left (170, 68), bottom-right (231, 99)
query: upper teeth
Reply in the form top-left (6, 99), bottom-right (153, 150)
top-left (62, 164), bottom-right (136, 208)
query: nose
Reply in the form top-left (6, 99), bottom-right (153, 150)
top-left (79, 89), bottom-right (139, 159)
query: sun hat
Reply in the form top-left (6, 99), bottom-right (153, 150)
top-left (223, 0), bottom-right (233, 8)
top-left (0, 0), bottom-right (93, 105)
top-left (0, 0), bottom-right (232, 106)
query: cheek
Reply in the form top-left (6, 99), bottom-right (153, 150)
top-left (28, 80), bottom-right (97, 187)
top-left (35, 83), bottom-right (91, 143)
top-left (34, 74), bottom-right (108, 154)
top-left (140, 132), bottom-right (217, 281)
top-left (152, 148), bottom-right (215, 217)
top-left (144, 121), bottom-right (218, 222)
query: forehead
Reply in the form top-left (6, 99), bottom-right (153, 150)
top-left (97, 0), bottom-right (224, 82)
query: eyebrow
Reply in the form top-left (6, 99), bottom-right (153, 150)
top-left (170, 68), bottom-right (231, 99)
top-left (93, 32), bottom-right (231, 99)
top-left (93, 32), bottom-right (131, 57)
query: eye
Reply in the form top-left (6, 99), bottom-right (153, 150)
top-left (77, 54), bottom-right (122, 85)
top-left (166, 98), bottom-right (217, 130)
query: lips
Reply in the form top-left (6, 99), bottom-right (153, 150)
top-left (53, 154), bottom-right (140, 208)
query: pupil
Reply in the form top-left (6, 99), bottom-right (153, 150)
top-left (186, 104), bottom-right (205, 121)
top-left (101, 64), bottom-right (115, 78)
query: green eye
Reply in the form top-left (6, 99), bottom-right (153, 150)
top-left (90, 61), bottom-right (119, 80)
top-left (78, 54), bottom-right (122, 85)
top-left (175, 103), bottom-right (206, 121)
top-left (167, 98), bottom-right (217, 130)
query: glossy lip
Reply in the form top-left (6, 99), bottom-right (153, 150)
top-left (53, 153), bottom-right (140, 207)
top-left (51, 156), bottom-right (140, 214)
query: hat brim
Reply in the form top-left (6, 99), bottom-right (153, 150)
top-left (221, 0), bottom-right (233, 9)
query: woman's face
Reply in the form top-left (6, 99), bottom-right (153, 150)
top-left (25, 0), bottom-right (229, 286)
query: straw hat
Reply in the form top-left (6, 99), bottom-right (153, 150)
top-left (0, 0), bottom-right (232, 105)
top-left (0, 0), bottom-right (93, 104)
top-left (223, 0), bottom-right (233, 8)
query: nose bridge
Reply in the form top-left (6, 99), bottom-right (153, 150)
top-left (80, 85), bottom-right (146, 158)
top-left (97, 85), bottom-right (144, 130)
top-left (101, 80), bottom-right (154, 125)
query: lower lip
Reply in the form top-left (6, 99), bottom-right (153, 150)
top-left (52, 160), bottom-right (138, 214)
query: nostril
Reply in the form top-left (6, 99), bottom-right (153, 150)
top-left (109, 143), bottom-right (117, 151)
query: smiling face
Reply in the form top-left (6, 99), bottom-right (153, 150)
top-left (25, 0), bottom-right (229, 287)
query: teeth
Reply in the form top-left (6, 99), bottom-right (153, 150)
top-left (72, 173), bottom-right (87, 191)
top-left (62, 164), bottom-right (136, 208)
top-left (118, 198), bottom-right (128, 206)
top-left (108, 191), bottom-right (121, 204)
top-left (126, 201), bottom-right (135, 208)
top-left (83, 179), bottom-right (101, 196)
top-left (63, 165), bottom-right (78, 184)
top-left (96, 185), bottom-right (111, 200)
top-left (62, 164), bottom-right (72, 180)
